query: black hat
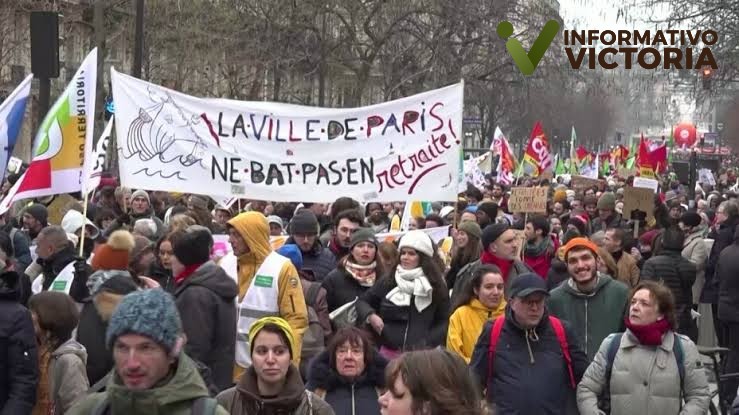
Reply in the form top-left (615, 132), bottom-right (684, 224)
top-left (481, 223), bottom-right (509, 250)
top-left (173, 227), bottom-right (212, 266)
top-left (289, 211), bottom-right (319, 235)
top-left (509, 273), bottom-right (549, 299)
top-left (477, 202), bottom-right (499, 220)
top-left (350, 227), bottom-right (377, 248)
top-left (23, 203), bottom-right (48, 225)
top-left (680, 211), bottom-right (702, 228)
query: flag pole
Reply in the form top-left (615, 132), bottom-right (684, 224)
top-left (79, 191), bottom-right (90, 257)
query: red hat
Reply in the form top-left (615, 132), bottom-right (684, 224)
top-left (91, 230), bottom-right (135, 271)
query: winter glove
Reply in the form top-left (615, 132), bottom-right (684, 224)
top-left (73, 259), bottom-right (88, 280)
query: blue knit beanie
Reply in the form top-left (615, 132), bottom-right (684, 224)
top-left (106, 289), bottom-right (182, 352)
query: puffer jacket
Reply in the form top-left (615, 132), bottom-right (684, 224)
top-left (547, 274), bottom-right (629, 361)
top-left (0, 271), bottom-right (37, 415)
top-left (217, 365), bottom-right (334, 415)
top-left (447, 298), bottom-right (506, 363)
top-left (173, 261), bottom-right (238, 392)
top-left (682, 229), bottom-right (708, 305)
top-left (285, 237), bottom-right (336, 282)
top-left (356, 276), bottom-right (450, 351)
top-left (577, 330), bottom-right (711, 415)
top-left (641, 250), bottom-right (697, 339)
top-left (48, 339), bottom-right (89, 415)
top-left (306, 350), bottom-right (387, 415)
top-left (67, 354), bottom-right (228, 415)
top-left (470, 307), bottom-right (589, 413)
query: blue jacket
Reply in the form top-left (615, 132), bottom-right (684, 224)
top-left (470, 307), bottom-right (589, 414)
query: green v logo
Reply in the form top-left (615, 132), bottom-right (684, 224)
top-left (498, 20), bottom-right (560, 75)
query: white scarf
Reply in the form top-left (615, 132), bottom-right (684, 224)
top-left (386, 266), bottom-right (433, 312)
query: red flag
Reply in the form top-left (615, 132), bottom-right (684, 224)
top-left (637, 135), bottom-right (651, 169)
top-left (649, 145), bottom-right (668, 173)
top-left (523, 121), bottom-right (553, 176)
top-left (576, 145), bottom-right (591, 161)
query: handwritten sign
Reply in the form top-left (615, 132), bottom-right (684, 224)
top-left (623, 186), bottom-right (655, 220)
top-left (112, 68), bottom-right (462, 202)
top-left (633, 177), bottom-right (659, 193)
top-left (571, 175), bottom-right (600, 191)
top-left (509, 187), bottom-right (547, 213)
top-left (699, 169), bottom-right (716, 186)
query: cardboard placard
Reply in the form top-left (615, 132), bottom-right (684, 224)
top-left (622, 186), bottom-right (655, 220)
top-left (571, 175), bottom-right (601, 191)
top-left (509, 187), bottom-right (547, 213)
top-left (633, 177), bottom-right (659, 193)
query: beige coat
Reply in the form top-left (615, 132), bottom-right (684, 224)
top-left (682, 229), bottom-right (708, 305)
top-left (615, 252), bottom-right (640, 288)
top-left (577, 330), bottom-right (710, 415)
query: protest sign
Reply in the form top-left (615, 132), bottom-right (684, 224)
top-left (112, 68), bottom-right (463, 202)
top-left (622, 186), bottom-right (655, 220)
top-left (699, 168), bottom-right (716, 186)
top-left (633, 177), bottom-right (659, 193)
top-left (571, 175), bottom-right (600, 191)
top-left (508, 187), bottom-right (547, 213)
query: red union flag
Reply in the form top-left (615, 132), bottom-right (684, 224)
top-left (523, 121), bottom-right (552, 176)
top-left (493, 127), bottom-right (517, 185)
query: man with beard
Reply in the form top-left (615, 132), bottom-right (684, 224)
top-left (476, 202), bottom-right (498, 230)
top-left (547, 238), bottom-right (629, 361)
top-left (523, 215), bottom-right (558, 278)
top-left (604, 227), bottom-right (640, 287)
top-left (287, 211), bottom-right (336, 282)
top-left (21, 204), bottom-right (48, 245)
top-left (490, 183), bottom-right (509, 213)
top-left (591, 192), bottom-right (627, 233)
top-left (104, 190), bottom-right (165, 239)
top-left (327, 209), bottom-right (363, 263)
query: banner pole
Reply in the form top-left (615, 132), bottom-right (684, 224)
top-left (79, 191), bottom-right (90, 257)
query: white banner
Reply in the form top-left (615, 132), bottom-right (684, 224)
top-left (112, 69), bottom-right (463, 202)
top-left (83, 117), bottom-right (113, 194)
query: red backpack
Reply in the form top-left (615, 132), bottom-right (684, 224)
top-left (486, 316), bottom-right (576, 395)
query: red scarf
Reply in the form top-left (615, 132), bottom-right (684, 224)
top-left (174, 263), bottom-right (203, 286)
top-left (480, 251), bottom-right (513, 282)
top-left (624, 316), bottom-right (672, 346)
top-left (329, 235), bottom-right (350, 259)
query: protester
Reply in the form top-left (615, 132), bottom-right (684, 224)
top-left (523, 214), bottom-right (558, 278)
top-left (445, 220), bottom-right (482, 290)
top-left (705, 200), bottom-right (739, 344)
top-left (716, 224), bottom-right (739, 403)
top-left (326, 209), bottom-right (363, 262)
top-left (447, 264), bottom-right (506, 363)
top-left (641, 227), bottom-right (698, 341)
top-left (603, 227), bottom-right (640, 287)
top-left (577, 281), bottom-right (710, 415)
top-left (679, 212), bottom-right (708, 307)
top-left (170, 228), bottom-right (238, 392)
top-left (380, 348), bottom-right (482, 415)
top-left (0, 237), bottom-right (37, 414)
top-left (67, 289), bottom-right (227, 414)
top-left (548, 238), bottom-right (629, 360)
top-left (470, 273), bottom-right (588, 413)
top-left (149, 233), bottom-right (175, 292)
top-left (307, 327), bottom-right (388, 415)
top-left (475, 201), bottom-right (498, 230)
top-left (77, 230), bottom-right (139, 385)
top-left (22, 204), bottom-right (48, 244)
top-left (322, 228), bottom-right (384, 315)
top-left (28, 291), bottom-right (89, 414)
top-left (287, 211), bottom-right (336, 282)
top-left (105, 190), bottom-right (165, 238)
top-left (356, 230), bottom-right (450, 358)
top-left (226, 211), bottom-right (308, 376)
top-left (216, 317), bottom-right (334, 415)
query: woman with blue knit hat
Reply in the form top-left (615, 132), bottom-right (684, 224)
top-left (356, 230), bottom-right (450, 359)
top-left (216, 316), bottom-right (334, 415)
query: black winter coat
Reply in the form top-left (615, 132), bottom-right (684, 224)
top-left (717, 235), bottom-right (739, 323)
top-left (356, 276), bottom-right (450, 351)
top-left (0, 271), bottom-right (37, 415)
top-left (546, 258), bottom-right (569, 291)
top-left (322, 267), bottom-right (373, 313)
top-left (306, 350), bottom-right (388, 415)
top-left (174, 261), bottom-right (238, 392)
top-left (641, 250), bottom-right (697, 338)
top-left (704, 216), bottom-right (739, 303)
top-left (147, 261), bottom-right (175, 293)
top-left (470, 307), bottom-right (589, 414)
top-left (37, 246), bottom-right (91, 303)
top-left (285, 238), bottom-right (337, 282)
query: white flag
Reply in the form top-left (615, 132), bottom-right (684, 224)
top-left (83, 116), bottom-right (113, 194)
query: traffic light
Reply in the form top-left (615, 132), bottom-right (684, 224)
top-left (702, 67), bottom-right (713, 90)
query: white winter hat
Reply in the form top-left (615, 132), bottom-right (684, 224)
top-left (61, 209), bottom-right (100, 239)
top-left (398, 230), bottom-right (434, 257)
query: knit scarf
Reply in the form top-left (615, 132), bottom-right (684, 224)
top-left (481, 251), bottom-right (513, 282)
top-left (625, 316), bottom-right (672, 346)
top-left (174, 263), bottom-right (203, 286)
top-left (329, 235), bottom-right (350, 259)
top-left (343, 257), bottom-right (377, 287)
top-left (386, 266), bottom-right (432, 312)
top-left (524, 237), bottom-right (551, 258)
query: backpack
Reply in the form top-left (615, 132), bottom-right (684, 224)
top-left (486, 316), bottom-right (576, 397)
top-left (299, 281), bottom-right (325, 378)
top-left (90, 395), bottom-right (218, 415)
top-left (600, 332), bottom-right (685, 412)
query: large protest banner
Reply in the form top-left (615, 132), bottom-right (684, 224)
top-left (112, 69), bottom-right (463, 202)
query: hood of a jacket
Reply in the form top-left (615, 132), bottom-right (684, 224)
top-left (307, 349), bottom-right (388, 391)
top-left (562, 272), bottom-right (613, 298)
top-left (106, 354), bottom-right (210, 411)
top-left (52, 338), bottom-right (88, 365)
top-left (228, 212), bottom-right (272, 264)
top-left (468, 297), bottom-right (507, 316)
top-left (176, 260), bottom-right (238, 300)
top-left (0, 270), bottom-right (21, 301)
top-left (236, 365), bottom-right (305, 412)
